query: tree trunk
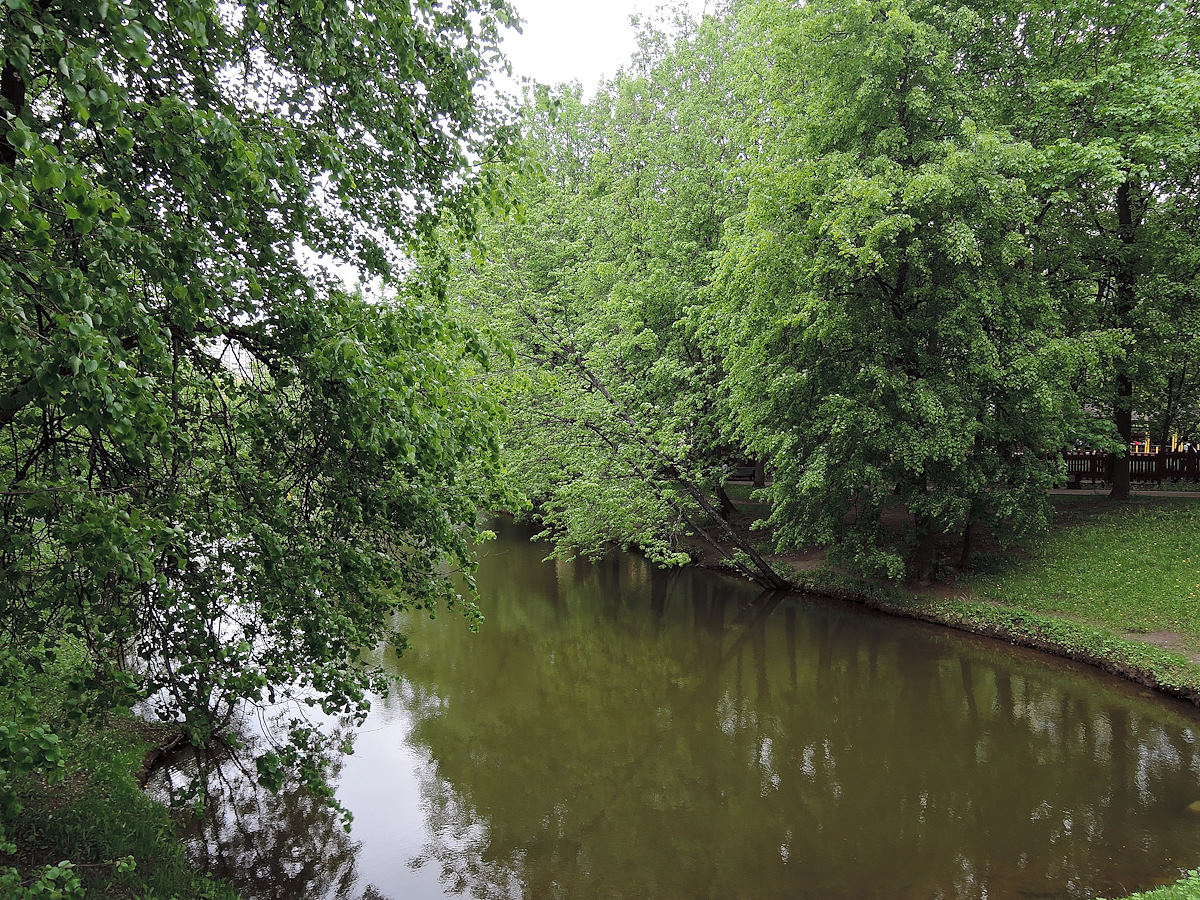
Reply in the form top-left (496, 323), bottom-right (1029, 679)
top-left (959, 516), bottom-right (978, 571)
top-left (137, 731), bottom-right (190, 788)
top-left (558, 342), bottom-right (791, 591)
top-left (753, 458), bottom-right (766, 488)
top-left (911, 514), bottom-right (937, 586)
top-left (1109, 179), bottom-right (1138, 501)
top-left (716, 484), bottom-right (737, 519)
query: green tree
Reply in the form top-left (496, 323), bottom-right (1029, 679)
top-left (714, 0), bottom-right (1087, 580)
top-left (961, 0), bottom-right (1200, 497)
top-left (0, 0), bottom-right (515, 807)
top-left (1139, 220), bottom-right (1200, 452)
top-left (455, 7), bottom-right (790, 589)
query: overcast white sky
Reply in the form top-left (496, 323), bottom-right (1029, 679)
top-left (502, 0), bottom-right (710, 91)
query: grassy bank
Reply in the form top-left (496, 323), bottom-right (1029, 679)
top-left (968, 496), bottom-right (1200, 651)
top-left (955, 496), bottom-right (1200, 704)
top-left (760, 495), bottom-right (1200, 703)
top-left (1100, 871), bottom-right (1200, 900)
top-left (0, 651), bottom-right (237, 900)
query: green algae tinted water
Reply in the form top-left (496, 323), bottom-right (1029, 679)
top-left (184, 520), bottom-right (1200, 899)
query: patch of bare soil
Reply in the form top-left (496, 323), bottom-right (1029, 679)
top-left (766, 545), bottom-right (827, 572)
top-left (1123, 630), bottom-right (1200, 665)
top-left (907, 579), bottom-right (967, 600)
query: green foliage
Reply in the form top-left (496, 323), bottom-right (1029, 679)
top-left (450, 6), bottom-right (789, 587)
top-left (0, 651), bottom-right (238, 898)
top-left (456, 0), bottom-right (1199, 585)
top-left (0, 861), bottom-right (83, 900)
top-left (711, 0), bottom-right (1092, 579)
top-left (961, 0), bottom-right (1200, 488)
top-left (0, 0), bottom-right (516, 825)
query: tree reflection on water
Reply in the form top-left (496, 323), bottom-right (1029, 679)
top-left (150, 523), bottom-right (1200, 900)
top-left (384, 534), bottom-right (1200, 900)
top-left (150, 724), bottom-right (384, 900)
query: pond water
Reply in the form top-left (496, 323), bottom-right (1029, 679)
top-left (167, 520), bottom-right (1200, 899)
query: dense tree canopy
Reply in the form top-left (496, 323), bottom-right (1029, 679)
top-left (4, 0), bottom-right (1198, 872)
top-left (0, 0), bottom-right (517, 810)
top-left (451, 7), bottom-right (790, 588)
top-left (960, 0), bottom-right (1200, 498)
top-left (460, 0), bottom-right (1199, 582)
top-left (713, 0), bottom-right (1092, 580)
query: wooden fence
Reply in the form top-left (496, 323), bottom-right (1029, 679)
top-left (1063, 451), bottom-right (1200, 486)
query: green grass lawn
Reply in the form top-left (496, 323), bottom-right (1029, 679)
top-left (969, 497), bottom-right (1200, 650)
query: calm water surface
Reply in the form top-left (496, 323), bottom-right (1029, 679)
top-left (174, 520), bottom-right (1200, 899)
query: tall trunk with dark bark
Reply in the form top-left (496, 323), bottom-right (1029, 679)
top-left (959, 516), bottom-right (978, 571)
top-left (716, 484), bottom-right (737, 519)
top-left (1109, 179), bottom-right (1139, 501)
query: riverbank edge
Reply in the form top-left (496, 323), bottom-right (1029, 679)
top-left (1, 698), bottom-right (239, 899)
top-left (692, 497), bottom-right (1200, 707)
top-left (782, 569), bottom-right (1200, 707)
top-left (690, 566), bottom-right (1200, 900)
top-left (1098, 870), bottom-right (1200, 900)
